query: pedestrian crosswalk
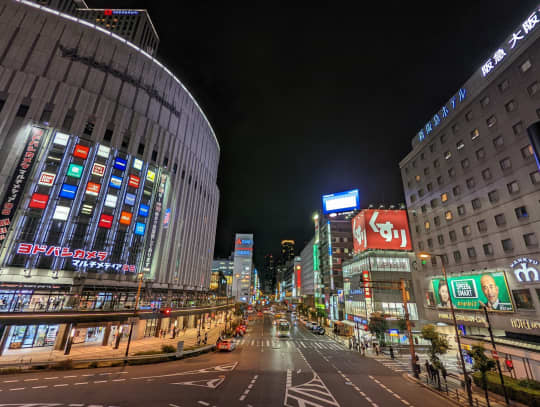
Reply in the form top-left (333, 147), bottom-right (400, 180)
top-left (233, 338), bottom-right (345, 351)
top-left (374, 357), bottom-right (413, 373)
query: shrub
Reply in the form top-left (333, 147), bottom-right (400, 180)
top-left (472, 372), bottom-right (540, 407)
top-left (51, 359), bottom-right (73, 370)
top-left (161, 344), bottom-right (176, 353)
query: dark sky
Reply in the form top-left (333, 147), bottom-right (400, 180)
top-left (89, 0), bottom-right (538, 267)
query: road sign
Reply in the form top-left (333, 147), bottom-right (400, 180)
top-left (491, 350), bottom-right (499, 360)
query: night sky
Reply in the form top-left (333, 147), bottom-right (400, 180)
top-left (88, 1), bottom-right (538, 267)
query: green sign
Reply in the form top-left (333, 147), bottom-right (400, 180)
top-left (313, 244), bottom-right (319, 271)
top-left (432, 271), bottom-right (513, 312)
top-left (67, 163), bottom-right (83, 178)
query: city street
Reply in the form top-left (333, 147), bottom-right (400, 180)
top-left (0, 315), bottom-right (455, 407)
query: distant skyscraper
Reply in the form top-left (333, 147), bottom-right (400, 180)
top-left (262, 254), bottom-right (276, 294)
top-left (232, 234), bottom-right (254, 303)
top-left (281, 240), bottom-right (295, 262)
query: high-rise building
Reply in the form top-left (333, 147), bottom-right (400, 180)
top-left (30, 0), bottom-right (159, 55)
top-left (232, 234), bottom-right (254, 303)
top-left (262, 253), bottom-right (276, 294)
top-left (211, 258), bottom-right (234, 297)
top-left (300, 237), bottom-right (315, 307)
top-left (281, 239), bottom-right (295, 262)
top-left (0, 0), bottom-right (220, 354)
top-left (400, 4), bottom-right (540, 351)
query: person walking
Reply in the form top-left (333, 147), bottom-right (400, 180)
top-left (204, 331), bottom-right (208, 345)
top-left (349, 337), bottom-right (353, 350)
top-left (389, 345), bottom-right (395, 360)
top-left (375, 344), bottom-right (380, 356)
top-left (361, 344), bottom-right (366, 356)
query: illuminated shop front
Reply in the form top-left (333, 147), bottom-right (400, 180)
top-left (5, 324), bottom-right (59, 350)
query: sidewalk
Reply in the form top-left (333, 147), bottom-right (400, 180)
top-left (0, 323), bottom-right (226, 366)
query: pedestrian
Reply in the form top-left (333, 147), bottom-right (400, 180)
top-left (441, 366), bottom-right (448, 384)
top-left (389, 346), bottom-right (395, 360)
top-left (349, 337), bottom-right (352, 350)
top-left (361, 344), bottom-right (365, 356)
top-left (425, 361), bottom-right (431, 381)
top-left (172, 327), bottom-right (177, 339)
top-left (204, 332), bottom-right (208, 345)
top-left (375, 344), bottom-right (379, 356)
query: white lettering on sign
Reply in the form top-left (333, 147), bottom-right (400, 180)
top-left (353, 217), bottom-right (366, 250)
top-left (510, 318), bottom-right (540, 330)
top-left (368, 211), bottom-right (408, 248)
top-left (510, 257), bottom-right (540, 282)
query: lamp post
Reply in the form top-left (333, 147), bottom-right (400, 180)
top-left (418, 252), bottom-right (473, 406)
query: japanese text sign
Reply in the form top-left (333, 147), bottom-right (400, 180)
top-left (352, 209), bottom-right (412, 253)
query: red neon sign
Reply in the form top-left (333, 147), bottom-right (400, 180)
top-left (73, 144), bottom-right (90, 159)
top-left (128, 175), bottom-right (140, 188)
top-left (98, 214), bottom-right (113, 228)
top-left (29, 193), bottom-right (49, 209)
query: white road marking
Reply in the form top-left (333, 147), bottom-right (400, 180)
top-left (9, 387), bottom-right (25, 391)
top-left (24, 378), bottom-right (38, 381)
top-left (54, 383), bottom-right (68, 387)
top-left (198, 401), bottom-right (210, 406)
top-left (32, 385), bottom-right (48, 389)
top-left (44, 376), bottom-right (59, 380)
top-left (64, 375), bottom-right (77, 378)
top-left (112, 378), bottom-right (126, 382)
top-left (69, 404), bottom-right (85, 406)
top-left (94, 380), bottom-right (107, 383)
top-left (75, 382), bottom-right (89, 385)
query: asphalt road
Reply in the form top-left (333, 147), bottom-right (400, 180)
top-left (0, 314), bottom-right (456, 406)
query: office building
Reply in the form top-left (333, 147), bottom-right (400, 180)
top-left (232, 234), bottom-right (254, 303)
top-left (300, 237), bottom-right (315, 307)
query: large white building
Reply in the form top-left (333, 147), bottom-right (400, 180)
top-left (232, 233), bottom-right (253, 302)
top-left (400, 4), bottom-right (540, 378)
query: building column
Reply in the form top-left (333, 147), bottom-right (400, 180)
top-left (54, 323), bottom-right (69, 351)
top-left (0, 325), bottom-right (11, 356)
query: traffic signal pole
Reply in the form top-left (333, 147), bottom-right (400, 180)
top-left (400, 279), bottom-right (419, 378)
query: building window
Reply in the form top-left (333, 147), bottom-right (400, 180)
top-left (492, 135), bottom-right (504, 149)
top-left (530, 171), bottom-right (540, 184)
top-left (528, 81), bottom-right (540, 96)
top-left (482, 168), bottom-right (492, 181)
top-left (452, 124), bottom-right (459, 134)
top-left (412, 160), bottom-right (417, 168)
top-left (441, 193), bottom-right (448, 203)
top-left (433, 159), bottom-right (440, 168)
top-left (424, 167), bottom-right (430, 175)
top-left (427, 182), bottom-right (433, 192)
top-left (501, 238), bottom-right (513, 252)
top-left (458, 205), bottom-right (466, 216)
top-left (440, 254), bottom-right (449, 265)
top-left (437, 234), bottom-right (444, 245)
top-left (415, 175), bottom-right (421, 182)
top-left (163, 156), bottom-right (169, 167)
top-left (456, 140), bottom-right (465, 150)
top-left (16, 104), bottom-right (29, 118)
top-left (424, 221), bottom-right (430, 231)
top-left (418, 241), bottom-right (424, 250)
top-left (121, 135), bottom-right (129, 149)
top-left (410, 194), bottom-right (416, 203)
top-left (467, 247), bottom-right (476, 258)
top-left (471, 129), bottom-right (480, 140)
top-left (430, 199), bottom-right (438, 208)
top-left (440, 134), bottom-right (447, 144)
top-left (102, 128), bottom-right (113, 142)
top-left (524, 232), bottom-right (539, 247)
top-left (498, 79), bottom-right (510, 92)
top-left (461, 158), bottom-right (470, 169)
top-left (513, 121), bottom-right (524, 136)
top-left (448, 168), bottom-right (456, 177)
top-left (500, 157), bottom-right (512, 170)
top-left (463, 225), bottom-right (472, 236)
top-left (480, 96), bottom-right (490, 108)
top-left (173, 163), bottom-right (178, 174)
top-left (521, 59), bottom-right (533, 73)
top-left (486, 115), bottom-right (497, 128)
top-left (495, 213), bottom-right (506, 226)
top-left (453, 185), bottom-right (461, 196)
top-left (476, 148), bottom-right (486, 160)
top-left (427, 238), bottom-right (433, 248)
top-left (434, 216), bottom-right (441, 226)
top-left (421, 205), bottom-right (427, 213)
top-left (507, 181), bottom-right (520, 194)
top-left (420, 153), bottom-right (425, 160)
top-left (445, 210), bottom-right (453, 221)
top-left (137, 143), bottom-right (145, 155)
top-left (515, 205), bottom-right (528, 219)
top-left (505, 100), bottom-right (517, 112)
top-left (521, 145), bottom-right (534, 159)
top-left (418, 189), bottom-right (425, 197)
top-left (477, 220), bottom-right (488, 233)
top-left (513, 289), bottom-right (535, 309)
top-left (444, 151), bottom-right (452, 160)
top-left (488, 190), bottom-right (499, 203)
top-left (437, 176), bottom-right (444, 185)
top-left (466, 177), bottom-right (476, 189)
top-left (151, 149), bottom-right (158, 162)
top-left (429, 144), bottom-right (436, 153)
top-left (449, 230), bottom-right (457, 241)
top-left (465, 111), bottom-right (473, 121)
top-left (483, 243), bottom-right (494, 256)
top-left (472, 198), bottom-right (481, 210)
top-left (453, 251), bottom-right (462, 262)
top-left (431, 256), bottom-right (437, 266)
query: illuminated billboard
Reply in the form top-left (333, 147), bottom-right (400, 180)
top-left (322, 189), bottom-right (359, 214)
top-left (431, 272), bottom-right (513, 312)
top-left (352, 209), bottom-right (412, 253)
top-left (0, 129), bottom-right (170, 276)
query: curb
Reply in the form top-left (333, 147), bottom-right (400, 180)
top-left (403, 372), bottom-right (463, 406)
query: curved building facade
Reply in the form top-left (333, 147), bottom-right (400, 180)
top-left (0, 0), bottom-right (220, 297)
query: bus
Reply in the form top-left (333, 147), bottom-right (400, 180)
top-left (277, 319), bottom-right (290, 338)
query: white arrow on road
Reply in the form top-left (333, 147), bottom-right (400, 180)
top-left (172, 375), bottom-right (225, 389)
top-left (133, 362), bottom-right (238, 380)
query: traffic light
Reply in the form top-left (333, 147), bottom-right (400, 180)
top-left (161, 307), bottom-right (172, 316)
top-left (505, 359), bottom-right (514, 370)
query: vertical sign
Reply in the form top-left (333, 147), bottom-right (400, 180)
top-left (0, 126), bottom-right (45, 244)
top-left (142, 173), bottom-right (167, 278)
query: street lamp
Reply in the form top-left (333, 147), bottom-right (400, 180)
top-left (417, 252), bottom-right (473, 406)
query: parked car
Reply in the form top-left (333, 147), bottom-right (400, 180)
top-left (217, 339), bottom-right (236, 351)
top-left (313, 326), bottom-right (325, 335)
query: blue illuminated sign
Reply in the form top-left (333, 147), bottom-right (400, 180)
top-left (322, 189), bottom-right (359, 214)
top-left (235, 250), bottom-right (252, 256)
top-left (59, 184), bottom-right (77, 199)
top-left (125, 193), bottom-right (136, 206)
top-left (110, 175), bottom-right (122, 189)
top-left (114, 157), bottom-right (127, 171)
top-left (139, 204), bottom-right (149, 217)
top-left (417, 89), bottom-right (467, 142)
top-left (134, 222), bottom-right (146, 235)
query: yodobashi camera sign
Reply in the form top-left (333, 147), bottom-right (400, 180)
top-left (431, 271), bottom-right (513, 312)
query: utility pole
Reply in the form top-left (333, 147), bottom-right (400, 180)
top-left (483, 305), bottom-right (510, 406)
top-left (400, 279), bottom-right (418, 378)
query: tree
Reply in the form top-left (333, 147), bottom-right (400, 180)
top-left (368, 314), bottom-right (388, 346)
top-left (468, 344), bottom-right (496, 407)
top-left (421, 324), bottom-right (449, 388)
top-left (316, 309), bottom-right (327, 326)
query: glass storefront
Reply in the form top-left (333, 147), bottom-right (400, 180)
top-left (6, 324), bottom-right (59, 349)
top-left (72, 326), bottom-right (106, 345)
top-left (144, 318), bottom-right (158, 337)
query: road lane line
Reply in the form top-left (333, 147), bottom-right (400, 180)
top-left (198, 401), bottom-right (210, 406)
top-left (75, 382), bottom-right (89, 385)
top-left (32, 385), bottom-right (47, 389)
top-left (24, 378), bottom-right (38, 381)
top-left (54, 383), bottom-right (69, 387)
top-left (112, 378), bottom-right (126, 382)
top-left (94, 380), bottom-right (107, 383)
top-left (3, 380), bottom-right (18, 383)
top-left (9, 387), bottom-right (25, 391)
top-left (44, 376), bottom-right (59, 379)
top-left (64, 375), bottom-right (77, 378)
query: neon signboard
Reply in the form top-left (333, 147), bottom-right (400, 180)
top-left (38, 172), bottom-right (56, 186)
top-left (97, 145), bottom-right (110, 158)
top-left (52, 205), bottom-right (70, 221)
top-left (92, 163), bottom-right (106, 177)
top-left (73, 144), bottom-right (89, 159)
top-left (114, 157), bottom-right (127, 171)
top-left (135, 222), bottom-right (146, 235)
top-left (119, 211), bottom-right (132, 225)
top-left (98, 213), bottom-right (113, 228)
top-left (139, 204), bottom-right (149, 217)
top-left (29, 193), bottom-right (49, 209)
top-left (322, 189), bottom-right (359, 214)
top-left (125, 193), bottom-right (136, 206)
top-left (104, 194), bottom-right (117, 208)
top-left (59, 184), bottom-right (77, 199)
top-left (86, 182), bottom-right (101, 196)
top-left (128, 174), bottom-right (140, 188)
top-left (67, 163), bottom-right (83, 178)
top-left (110, 175), bottom-right (122, 189)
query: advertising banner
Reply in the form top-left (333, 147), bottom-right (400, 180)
top-left (0, 126), bottom-right (46, 244)
top-left (431, 271), bottom-right (513, 312)
top-left (321, 189), bottom-right (359, 214)
top-left (352, 209), bottom-right (412, 253)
